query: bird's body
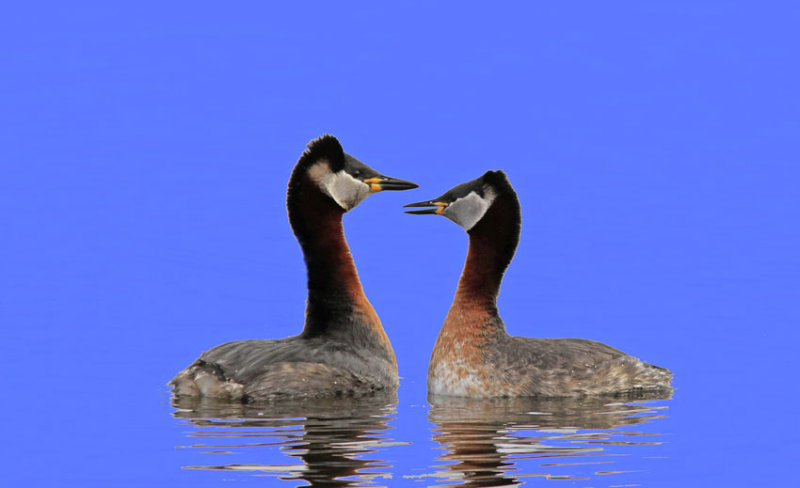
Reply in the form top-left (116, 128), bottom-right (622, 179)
top-left (428, 315), bottom-right (672, 398)
top-left (171, 333), bottom-right (397, 400)
top-left (169, 135), bottom-right (417, 402)
top-left (407, 170), bottom-right (673, 398)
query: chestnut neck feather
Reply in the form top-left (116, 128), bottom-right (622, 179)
top-left (287, 172), bottom-right (375, 339)
top-left (451, 190), bottom-right (521, 318)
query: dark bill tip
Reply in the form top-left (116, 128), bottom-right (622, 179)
top-left (404, 208), bottom-right (440, 215)
top-left (378, 177), bottom-right (419, 191)
top-left (403, 199), bottom-right (444, 215)
top-left (403, 200), bottom-right (436, 208)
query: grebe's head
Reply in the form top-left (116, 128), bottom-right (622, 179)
top-left (404, 170), bottom-right (512, 230)
top-left (300, 135), bottom-right (418, 211)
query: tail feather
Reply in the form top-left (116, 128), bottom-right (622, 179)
top-left (168, 360), bottom-right (245, 400)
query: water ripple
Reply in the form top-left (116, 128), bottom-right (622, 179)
top-left (425, 393), bottom-right (672, 487)
top-left (172, 392), bottom-right (404, 487)
top-left (170, 391), bottom-right (671, 486)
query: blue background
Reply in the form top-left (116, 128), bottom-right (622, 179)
top-left (2, 1), bottom-right (798, 486)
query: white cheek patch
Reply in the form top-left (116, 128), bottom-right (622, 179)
top-left (444, 189), bottom-right (496, 230)
top-left (321, 171), bottom-right (371, 211)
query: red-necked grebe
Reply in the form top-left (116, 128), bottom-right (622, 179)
top-left (405, 170), bottom-right (672, 397)
top-left (169, 135), bottom-right (417, 401)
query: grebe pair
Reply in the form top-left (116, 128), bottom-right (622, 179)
top-left (170, 136), bottom-right (672, 401)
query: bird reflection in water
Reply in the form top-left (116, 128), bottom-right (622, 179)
top-left (171, 392), bottom-right (402, 487)
top-left (427, 392), bottom-right (672, 487)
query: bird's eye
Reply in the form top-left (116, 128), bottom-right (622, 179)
top-left (353, 170), bottom-right (361, 177)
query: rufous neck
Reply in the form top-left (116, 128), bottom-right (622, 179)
top-left (303, 221), bottom-right (366, 307)
top-left (451, 192), bottom-right (520, 315)
top-left (452, 235), bottom-right (504, 314)
top-left (287, 175), bottom-right (373, 336)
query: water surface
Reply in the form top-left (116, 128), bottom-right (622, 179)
top-left (171, 393), bottom-right (671, 486)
